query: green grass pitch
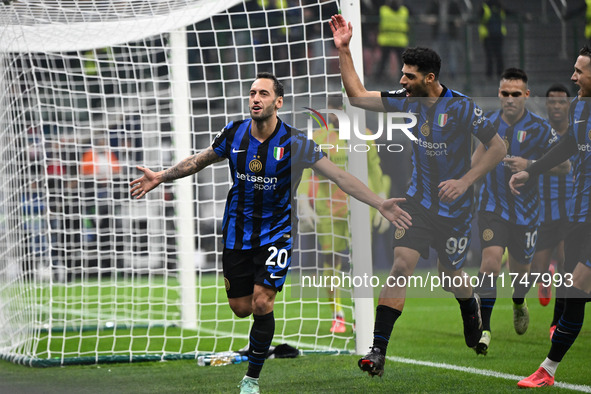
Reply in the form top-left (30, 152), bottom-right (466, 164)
top-left (1, 272), bottom-right (589, 392)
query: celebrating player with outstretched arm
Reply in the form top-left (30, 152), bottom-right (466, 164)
top-left (130, 72), bottom-right (411, 394)
top-left (330, 13), bottom-right (506, 378)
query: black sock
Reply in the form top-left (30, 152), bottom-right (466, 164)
top-left (457, 295), bottom-right (477, 313)
top-left (512, 273), bottom-right (532, 305)
top-left (372, 305), bottom-right (401, 354)
top-left (246, 312), bottom-right (275, 379)
top-left (475, 272), bottom-right (497, 332)
top-left (548, 287), bottom-right (588, 362)
top-left (551, 297), bottom-right (566, 327)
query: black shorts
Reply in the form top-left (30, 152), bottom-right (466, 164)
top-left (564, 222), bottom-right (591, 273)
top-left (392, 197), bottom-right (472, 270)
top-left (222, 240), bottom-right (292, 298)
top-left (536, 219), bottom-right (570, 252)
top-left (477, 211), bottom-right (538, 265)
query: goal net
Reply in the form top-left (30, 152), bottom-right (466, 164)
top-left (0, 0), bottom-right (366, 366)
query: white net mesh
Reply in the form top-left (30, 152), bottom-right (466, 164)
top-left (0, 1), bottom-right (243, 51)
top-left (0, 0), bottom-right (356, 366)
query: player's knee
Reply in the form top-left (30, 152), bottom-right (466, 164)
top-left (390, 259), bottom-right (414, 279)
top-left (251, 291), bottom-right (275, 316)
top-left (480, 254), bottom-right (502, 275)
top-left (440, 274), bottom-right (455, 294)
top-left (252, 299), bottom-right (273, 316)
top-left (228, 300), bottom-right (253, 318)
top-left (440, 270), bottom-right (471, 297)
top-left (232, 307), bottom-right (252, 318)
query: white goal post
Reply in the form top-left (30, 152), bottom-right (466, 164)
top-left (0, 0), bottom-right (375, 366)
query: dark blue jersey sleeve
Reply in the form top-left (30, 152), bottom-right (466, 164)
top-left (211, 120), bottom-right (238, 158)
top-left (464, 100), bottom-right (496, 144)
top-left (292, 130), bottom-right (326, 167)
top-left (381, 89), bottom-right (407, 112)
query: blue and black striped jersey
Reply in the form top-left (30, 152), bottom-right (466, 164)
top-left (539, 131), bottom-right (574, 223)
top-left (381, 86), bottom-right (497, 218)
top-left (478, 110), bottom-right (557, 226)
top-left (568, 98), bottom-right (591, 223)
top-left (212, 118), bottom-right (324, 249)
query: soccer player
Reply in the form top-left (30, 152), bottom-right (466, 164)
top-left (130, 72), bottom-right (412, 393)
top-left (511, 46), bottom-right (591, 388)
top-left (472, 69), bottom-right (570, 356)
top-left (330, 14), bottom-right (507, 377)
top-left (531, 84), bottom-right (573, 339)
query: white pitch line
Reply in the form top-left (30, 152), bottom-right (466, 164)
top-left (388, 356), bottom-right (591, 393)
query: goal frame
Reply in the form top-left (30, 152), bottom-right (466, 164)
top-left (0, 0), bottom-right (374, 366)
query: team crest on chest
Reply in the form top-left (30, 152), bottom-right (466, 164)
top-left (588, 129), bottom-right (591, 141)
top-left (249, 157), bottom-right (263, 172)
top-left (420, 122), bottom-right (430, 137)
top-left (516, 130), bottom-right (527, 143)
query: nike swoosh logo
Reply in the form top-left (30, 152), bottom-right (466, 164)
top-left (270, 273), bottom-right (283, 279)
top-left (451, 259), bottom-right (463, 266)
top-left (575, 119), bottom-right (586, 124)
top-left (232, 148), bottom-right (246, 153)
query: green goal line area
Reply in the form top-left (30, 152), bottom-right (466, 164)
top-left (2, 273), bottom-right (355, 366)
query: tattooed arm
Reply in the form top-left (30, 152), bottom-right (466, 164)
top-left (130, 146), bottom-right (224, 199)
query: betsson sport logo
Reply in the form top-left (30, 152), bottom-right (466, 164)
top-left (304, 107), bottom-right (417, 153)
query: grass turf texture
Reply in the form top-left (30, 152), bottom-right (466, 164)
top-left (1, 295), bottom-right (589, 392)
top-left (12, 273), bottom-right (355, 361)
top-left (7, 267), bottom-right (535, 362)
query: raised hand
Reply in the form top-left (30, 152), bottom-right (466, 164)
top-left (329, 14), bottom-right (353, 50)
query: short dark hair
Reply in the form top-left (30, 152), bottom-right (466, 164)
top-left (256, 72), bottom-right (284, 98)
top-left (500, 67), bottom-right (528, 84)
top-left (401, 47), bottom-right (441, 79)
top-left (545, 83), bottom-right (570, 97)
top-left (580, 45), bottom-right (591, 60)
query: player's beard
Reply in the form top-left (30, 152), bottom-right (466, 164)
top-left (405, 81), bottom-right (428, 102)
top-left (250, 101), bottom-right (276, 122)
